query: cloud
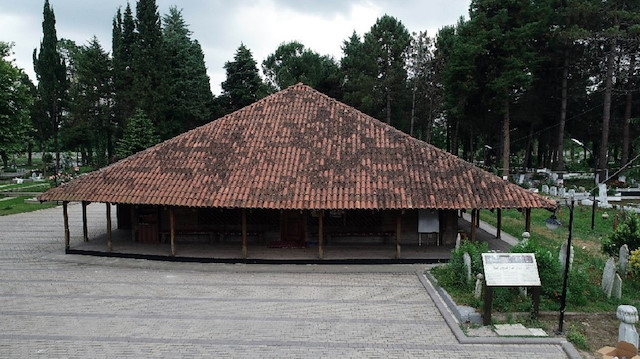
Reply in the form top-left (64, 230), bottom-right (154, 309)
top-left (0, 0), bottom-right (470, 95)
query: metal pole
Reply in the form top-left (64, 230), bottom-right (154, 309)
top-left (557, 196), bottom-right (574, 334)
top-left (591, 166), bottom-right (597, 230)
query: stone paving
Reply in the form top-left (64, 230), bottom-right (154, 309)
top-left (0, 204), bottom-right (574, 358)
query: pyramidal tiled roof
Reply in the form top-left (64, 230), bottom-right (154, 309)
top-left (39, 83), bottom-right (555, 210)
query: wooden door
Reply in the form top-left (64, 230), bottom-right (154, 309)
top-left (281, 211), bottom-right (305, 243)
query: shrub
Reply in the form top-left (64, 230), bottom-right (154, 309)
top-left (511, 239), bottom-right (563, 299)
top-left (630, 249), bottom-right (640, 279)
top-left (602, 214), bottom-right (640, 256)
top-left (447, 240), bottom-right (489, 288)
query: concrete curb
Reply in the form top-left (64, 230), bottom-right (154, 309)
top-left (418, 270), bottom-right (582, 359)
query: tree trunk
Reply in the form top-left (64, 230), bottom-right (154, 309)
top-left (599, 38), bottom-right (616, 179)
top-left (502, 99), bottom-right (510, 180)
top-left (452, 120), bottom-right (460, 156)
top-left (425, 97), bottom-right (433, 144)
top-left (386, 90), bottom-right (391, 125)
top-left (622, 54), bottom-right (635, 167)
top-left (523, 123), bottom-right (534, 170)
top-left (557, 52), bottom-right (569, 173)
top-left (410, 88), bottom-right (416, 137)
top-left (27, 143), bottom-right (33, 167)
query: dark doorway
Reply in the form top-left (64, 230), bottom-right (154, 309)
top-left (280, 211), bottom-right (305, 243)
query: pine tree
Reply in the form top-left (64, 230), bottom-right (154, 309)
top-left (221, 43), bottom-right (267, 112)
top-left (262, 41), bottom-right (341, 96)
top-left (363, 15), bottom-right (412, 127)
top-left (74, 38), bottom-right (113, 167)
top-left (112, 4), bottom-right (137, 142)
top-left (340, 32), bottom-right (377, 117)
top-left (162, 7), bottom-right (213, 135)
top-left (33, 0), bottom-right (67, 178)
top-left (133, 0), bottom-right (168, 138)
top-left (116, 109), bottom-right (159, 159)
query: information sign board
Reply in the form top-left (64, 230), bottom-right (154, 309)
top-left (481, 253), bottom-right (541, 287)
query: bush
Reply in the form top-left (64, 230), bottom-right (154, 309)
top-left (630, 249), bottom-right (640, 279)
top-left (602, 214), bottom-right (640, 256)
top-left (447, 240), bottom-right (488, 288)
top-left (511, 239), bottom-right (563, 299)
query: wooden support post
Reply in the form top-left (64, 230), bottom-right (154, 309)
top-left (106, 203), bottom-right (112, 252)
top-left (395, 212), bottom-right (402, 259)
top-left (476, 209), bottom-right (480, 228)
top-left (471, 209), bottom-right (477, 241)
top-left (525, 208), bottom-right (531, 232)
top-left (63, 201), bottom-right (70, 251)
top-left (318, 211), bottom-right (324, 260)
top-left (532, 286), bottom-right (541, 319)
top-left (483, 284), bottom-right (493, 325)
top-left (169, 207), bottom-right (175, 256)
top-left (241, 209), bottom-right (247, 259)
top-left (496, 209), bottom-right (502, 239)
top-left (82, 201), bottom-right (88, 242)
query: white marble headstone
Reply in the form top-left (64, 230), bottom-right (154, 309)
top-left (612, 274), bottom-right (622, 300)
top-left (598, 183), bottom-right (608, 206)
top-left (620, 244), bottom-right (630, 276)
top-left (463, 252), bottom-right (472, 283)
top-left (602, 257), bottom-right (616, 298)
top-left (558, 240), bottom-right (574, 272)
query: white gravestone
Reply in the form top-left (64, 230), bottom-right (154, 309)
top-left (474, 273), bottom-right (484, 299)
top-left (599, 183), bottom-right (608, 206)
top-left (558, 240), bottom-right (574, 272)
top-left (463, 252), bottom-right (472, 283)
top-left (568, 189), bottom-right (576, 197)
top-left (602, 257), bottom-right (617, 298)
top-left (558, 187), bottom-right (566, 197)
top-left (522, 232), bottom-right (530, 246)
top-left (612, 274), bottom-right (623, 300)
top-left (455, 233), bottom-right (461, 250)
top-left (620, 244), bottom-right (630, 276)
top-left (542, 185), bottom-right (549, 194)
top-left (617, 305), bottom-right (639, 351)
top-left (550, 186), bottom-right (558, 196)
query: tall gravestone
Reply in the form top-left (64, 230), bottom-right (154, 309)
top-left (558, 240), bottom-right (574, 271)
top-left (620, 244), bottom-right (630, 276)
top-left (474, 273), bottom-right (484, 299)
top-left (602, 257), bottom-right (617, 298)
top-left (463, 252), bottom-right (472, 283)
top-left (542, 185), bottom-right (549, 194)
top-left (612, 274), bottom-right (623, 300)
top-left (550, 186), bottom-right (558, 196)
top-left (599, 183), bottom-right (608, 206)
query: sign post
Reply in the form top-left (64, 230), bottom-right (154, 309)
top-left (481, 253), bottom-right (542, 325)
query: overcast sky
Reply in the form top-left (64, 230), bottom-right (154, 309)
top-left (0, 0), bottom-right (470, 95)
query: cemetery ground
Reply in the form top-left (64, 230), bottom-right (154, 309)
top-left (432, 205), bottom-right (640, 357)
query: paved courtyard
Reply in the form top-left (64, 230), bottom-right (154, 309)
top-left (0, 203), bottom-right (574, 358)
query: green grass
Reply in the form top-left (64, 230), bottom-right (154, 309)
top-left (0, 182), bottom-right (51, 192)
top-left (433, 205), bottom-right (640, 314)
top-left (0, 196), bottom-right (58, 216)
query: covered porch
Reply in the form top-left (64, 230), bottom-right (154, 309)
top-left (61, 202), bottom-right (523, 263)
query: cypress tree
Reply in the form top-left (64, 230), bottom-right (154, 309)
top-left (33, 0), bottom-right (67, 178)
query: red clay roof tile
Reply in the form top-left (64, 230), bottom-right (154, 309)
top-left (40, 83), bottom-right (555, 210)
